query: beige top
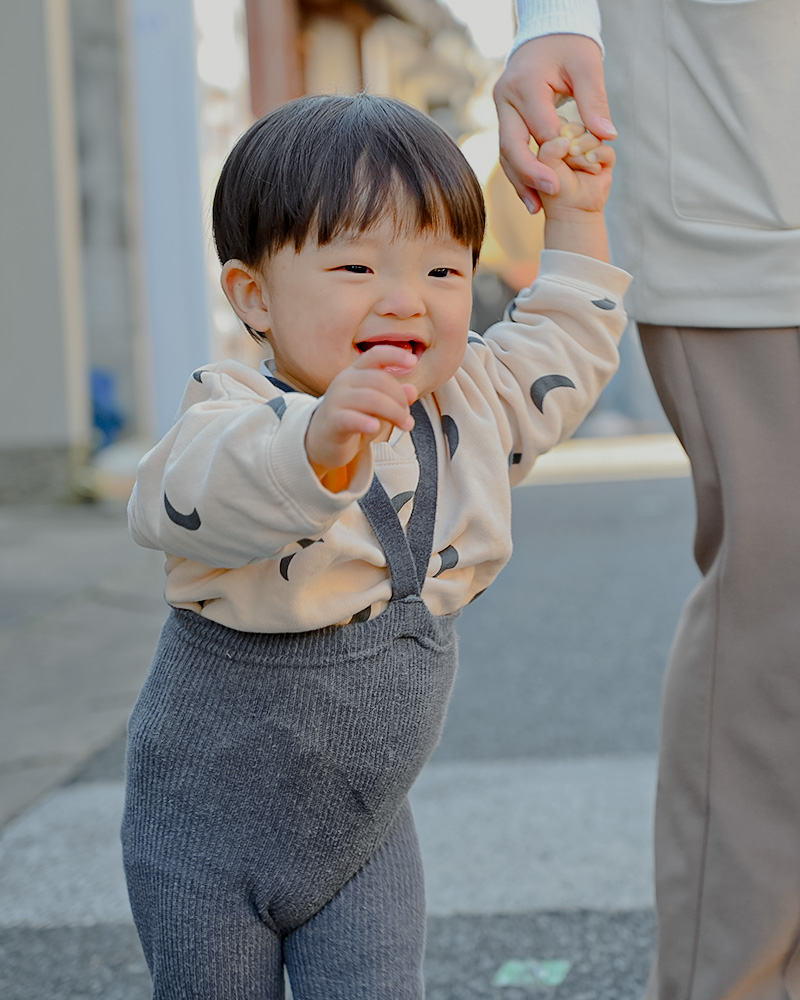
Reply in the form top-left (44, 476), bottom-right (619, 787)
top-left (516, 0), bottom-right (800, 327)
top-left (129, 250), bottom-right (630, 633)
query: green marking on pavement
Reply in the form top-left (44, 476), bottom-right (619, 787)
top-left (492, 958), bottom-right (571, 988)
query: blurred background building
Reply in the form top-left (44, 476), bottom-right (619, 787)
top-left (0, 0), bottom-right (664, 504)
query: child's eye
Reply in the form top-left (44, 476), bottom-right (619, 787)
top-left (339, 264), bottom-right (371, 274)
top-left (429, 267), bottom-right (456, 278)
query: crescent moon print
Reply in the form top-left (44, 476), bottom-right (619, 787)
top-left (591, 298), bottom-right (617, 310)
top-left (391, 491), bottom-right (415, 513)
top-left (279, 538), bottom-right (323, 580)
top-left (441, 415), bottom-right (459, 459)
top-left (164, 493), bottom-right (201, 531)
top-left (434, 544), bottom-right (459, 578)
top-left (279, 554), bottom-right (295, 580)
top-left (192, 369), bottom-right (206, 382)
top-left (267, 397), bottom-right (286, 419)
top-left (530, 374), bottom-right (576, 413)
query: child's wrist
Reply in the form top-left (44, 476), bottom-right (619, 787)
top-left (544, 204), bottom-right (605, 226)
top-left (543, 212), bottom-right (610, 261)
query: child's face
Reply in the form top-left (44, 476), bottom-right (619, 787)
top-left (257, 216), bottom-right (474, 399)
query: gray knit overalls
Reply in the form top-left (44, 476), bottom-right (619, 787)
top-left (122, 402), bottom-right (458, 999)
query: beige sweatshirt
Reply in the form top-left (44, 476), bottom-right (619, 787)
top-left (515, 0), bottom-right (800, 328)
top-left (129, 250), bottom-right (630, 633)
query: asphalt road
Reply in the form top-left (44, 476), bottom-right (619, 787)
top-left (0, 471), bottom-right (697, 999)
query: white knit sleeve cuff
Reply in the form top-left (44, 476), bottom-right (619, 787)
top-left (267, 395), bottom-right (375, 523)
top-left (511, 0), bottom-right (603, 58)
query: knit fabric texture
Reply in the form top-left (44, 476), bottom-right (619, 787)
top-left (122, 404), bottom-right (455, 996)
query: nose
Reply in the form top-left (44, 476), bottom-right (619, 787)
top-left (375, 284), bottom-right (426, 319)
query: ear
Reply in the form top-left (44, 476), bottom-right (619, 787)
top-left (220, 260), bottom-right (271, 334)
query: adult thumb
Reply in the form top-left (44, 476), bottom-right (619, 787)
top-left (571, 60), bottom-right (616, 141)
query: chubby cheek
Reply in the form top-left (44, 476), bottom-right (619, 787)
top-left (306, 326), bottom-right (357, 372)
top-left (416, 339), bottom-right (468, 395)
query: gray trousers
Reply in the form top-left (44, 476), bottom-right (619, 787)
top-left (640, 324), bottom-right (800, 1000)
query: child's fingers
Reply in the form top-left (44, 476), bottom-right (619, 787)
top-left (325, 364), bottom-right (416, 429)
top-left (338, 400), bottom-right (416, 436)
top-left (306, 355), bottom-right (419, 475)
top-left (562, 128), bottom-right (599, 159)
top-left (326, 407), bottom-right (383, 438)
top-left (322, 346), bottom-right (419, 437)
top-left (537, 135), bottom-right (572, 173)
top-left (568, 142), bottom-right (614, 177)
top-left (584, 142), bottom-right (615, 169)
top-left (400, 383), bottom-right (417, 405)
top-left (558, 120), bottom-right (607, 173)
top-left (306, 385), bottom-right (414, 472)
top-left (339, 386), bottom-right (415, 431)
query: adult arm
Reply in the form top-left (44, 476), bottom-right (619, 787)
top-left (494, 0), bottom-right (614, 211)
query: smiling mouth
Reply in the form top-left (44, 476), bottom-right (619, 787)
top-left (356, 339), bottom-right (425, 356)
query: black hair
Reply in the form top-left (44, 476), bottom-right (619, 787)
top-left (213, 94), bottom-right (485, 340)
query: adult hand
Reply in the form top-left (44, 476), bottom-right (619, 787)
top-left (494, 34), bottom-right (614, 212)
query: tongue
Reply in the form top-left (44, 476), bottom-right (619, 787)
top-left (362, 340), bottom-right (413, 351)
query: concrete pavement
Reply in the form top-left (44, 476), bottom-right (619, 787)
top-left (0, 501), bottom-right (165, 827)
top-left (0, 435), bottom-right (696, 999)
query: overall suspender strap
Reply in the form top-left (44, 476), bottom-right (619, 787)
top-left (404, 401), bottom-right (438, 591)
top-left (357, 400), bottom-right (438, 602)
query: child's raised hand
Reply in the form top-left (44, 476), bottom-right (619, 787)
top-left (559, 118), bottom-right (605, 174)
top-left (538, 119), bottom-right (615, 217)
top-left (305, 346), bottom-right (417, 492)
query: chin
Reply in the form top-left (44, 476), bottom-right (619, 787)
top-left (418, 363), bottom-right (460, 398)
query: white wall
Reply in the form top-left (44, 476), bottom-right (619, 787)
top-left (0, 0), bottom-right (91, 499)
top-left (123, 0), bottom-right (211, 440)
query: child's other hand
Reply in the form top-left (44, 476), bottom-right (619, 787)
top-left (538, 119), bottom-right (614, 218)
top-left (305, 346), bottom-right (417, 492)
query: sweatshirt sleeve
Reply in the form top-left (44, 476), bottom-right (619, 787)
top-left (127, 361), bottom-right (374, 568)
top-left (511, 0), bottom-right (603, 58)
top-left (472, 250), bottom-right (631, 484)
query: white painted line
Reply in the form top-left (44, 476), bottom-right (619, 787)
top-left (522, 434), bottom-right (689, 486)
top-left (411, 755), bottom-right (656, 914)
top-left (0, 782), bottom-right (131, 928)
top-left (0, 755), bottom-right (656, 928)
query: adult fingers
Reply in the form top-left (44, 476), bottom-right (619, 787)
top-left (496, 101), bottom-right (559, 208)
top-left (569, 50), bottom-right (616, 142)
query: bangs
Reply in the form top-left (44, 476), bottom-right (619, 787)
top-left (315, 149), bottom-right (484, 262)
top-left (213, 94), bottom-right (486, 270)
